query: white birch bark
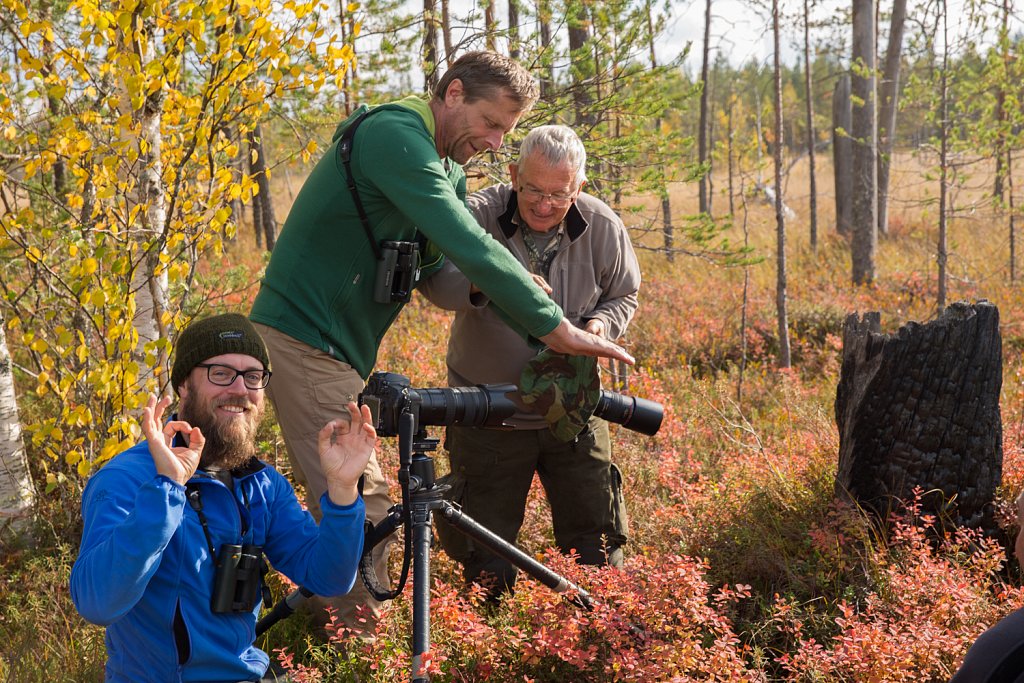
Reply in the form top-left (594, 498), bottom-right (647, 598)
top-left (0, 317), bottom-right (37, 538)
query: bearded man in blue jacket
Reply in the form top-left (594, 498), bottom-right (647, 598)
top-left (70, 314), bottom-right (377, 682)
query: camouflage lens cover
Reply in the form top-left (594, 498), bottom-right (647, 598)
top-left (513, 349), bottom-right (602, 442)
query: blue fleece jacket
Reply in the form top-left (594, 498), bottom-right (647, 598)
top-left (70, 440), bottom-right (365, 682)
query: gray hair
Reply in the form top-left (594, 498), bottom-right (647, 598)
top-left (518, 125), bottom-right (587, 188)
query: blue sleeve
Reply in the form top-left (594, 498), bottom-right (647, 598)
top-left (70, 469), bottom-right (186, 625)
top-left (261, 473), bottom-right (366, 598)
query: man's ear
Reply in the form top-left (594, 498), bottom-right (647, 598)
top-left (445, 78), bottom-right (465, 105)
top-left (509, 163), bottom-right (519, 187)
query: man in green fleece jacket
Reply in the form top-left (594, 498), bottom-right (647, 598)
top-left (250, 51), bottom-right (634, 636)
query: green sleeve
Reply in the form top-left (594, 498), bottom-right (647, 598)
top-left (356, 112), bottom-right (563, 340)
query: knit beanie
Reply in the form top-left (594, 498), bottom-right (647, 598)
top-left (171, 313), bottom-right (270, 392)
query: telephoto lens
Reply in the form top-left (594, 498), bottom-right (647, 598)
top-left (593, 392), bottom-right (663, 436)
top-left (415, 384), bottom-right (517, 429)
top-left (359, 371), bottom-right (517, 436)
top-left (515, 349), bottom-right (665, 441)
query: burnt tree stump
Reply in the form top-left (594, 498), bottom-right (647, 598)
top-left (834, 301), bottom-right (1002, 532)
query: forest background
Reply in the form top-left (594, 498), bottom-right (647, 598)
top-left (2, 0), bottom-right (1024, 679)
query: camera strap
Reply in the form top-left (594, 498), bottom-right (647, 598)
top-left (185, 477), bottom-right (251, 555)
top-left (187, 481), bottom-right (273, 608)
top-left (185, 483), bottom-right (218, 559)
top-left (338, 107), bottom-right (386, 261)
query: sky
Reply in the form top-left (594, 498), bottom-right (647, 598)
top-left (467, 0), bottom-right (1016, 67)
top-left (391, 0), bottom-right (1020, 85)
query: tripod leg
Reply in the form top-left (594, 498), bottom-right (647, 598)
top-left (438, 500), bottom-right (593, 610)
top-left (411, 505), bottom-right (432, 683)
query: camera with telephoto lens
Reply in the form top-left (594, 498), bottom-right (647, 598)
top-left (211, 543), bottom-right (264, 613)
top-left (359, 371), bottom-right (664, 438)
top-left (359, 372), bottom-right (518, 437)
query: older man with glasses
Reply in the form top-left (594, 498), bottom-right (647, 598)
top-left (421, 124), bottom-right (642, 598)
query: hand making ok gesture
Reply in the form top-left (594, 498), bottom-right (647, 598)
top-left (140, 394), bottom-right (206, 486)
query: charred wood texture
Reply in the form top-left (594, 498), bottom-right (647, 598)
top-left (835, 301), bottom-right (1002, 532)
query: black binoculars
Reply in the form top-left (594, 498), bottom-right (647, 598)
top-left (211, 543), bottom-right (264, 614)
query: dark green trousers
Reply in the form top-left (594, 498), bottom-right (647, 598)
top-left (435, 418), bottom-right (628, 595)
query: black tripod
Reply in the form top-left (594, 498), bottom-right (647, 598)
top-left (362, 410), bottom-right (594, 682)
top-left (257, 410), bottom-right (593, 683)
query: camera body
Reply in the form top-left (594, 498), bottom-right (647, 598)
top-left (373, 240), bottom-right (421, 304)
top-left (359, 371), bottom-right (517, 437)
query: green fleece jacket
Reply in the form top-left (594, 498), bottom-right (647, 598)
top-left (250, 97), bottom-right (563, 378)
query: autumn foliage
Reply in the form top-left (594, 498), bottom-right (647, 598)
top-left (2, 1), bottom-right (1024, 678)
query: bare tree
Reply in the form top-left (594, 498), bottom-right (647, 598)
top-left (833, 72), bottom-right (853, 236)
top-left (508, 0), bottom-right (520, 58)
top-left (248, 125), bottom-right (278, 252)
top-left (567, 0), bottom-right (596, 129)
top-left (803, 0), bottom-right (819, 251)
top-left (423, 0), bottom-right (440, 91)
top-left (336, 1), bottom-right (357, 114)
top-left (877, 0), bottom-right (907, 236)
top-left (1009, 149), bottom-right (1017, 283)
top-left (936, 0), bottom-right (949, 311)
top-left (645, 0), bottom-right (674, 260)
top-left (484, 0), bottom-right (497, 51)
top-left (773, 0), bottom-right (791, 368)
top-left (440, 0), bottom-right (454, 65)
top-left (993, 0), bottom-right (1011, 202)
top-left (851, 0), bottom-right (877, 284)
top-left (698, 0), bottom-right (712, 215)
top-left (537, 0), bottom-right (555, 98)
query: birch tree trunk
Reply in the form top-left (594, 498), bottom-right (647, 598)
top-left (0, 315), bottom-right (36, 539)
top-left (127, 22), bottom-right (171, 392)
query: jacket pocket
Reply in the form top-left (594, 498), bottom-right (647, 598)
top-left (173, 599), bottom-right (191, 665)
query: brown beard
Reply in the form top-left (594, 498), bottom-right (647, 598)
top-left (179, 388), bottom-right (262, 471)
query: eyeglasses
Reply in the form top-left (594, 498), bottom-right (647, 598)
top-left (195, 363), bottom-right (271, 390)
top-left (518, 184), bottom-right (575, 207)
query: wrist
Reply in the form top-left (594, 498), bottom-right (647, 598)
top-left (326, 481), bottom-right (359, 507)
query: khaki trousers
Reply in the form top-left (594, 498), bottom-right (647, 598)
top-left (435, 418), bottom-right (628, 596)
top-left (252, 323), bottom-right (393, 636)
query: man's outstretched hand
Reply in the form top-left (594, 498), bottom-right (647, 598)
top-left (319, 402), bottom-right (378, 507)
top-left (141, 394), bottom-right (205, 486)
top-left (540, 319), bottom-right (634, 365)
